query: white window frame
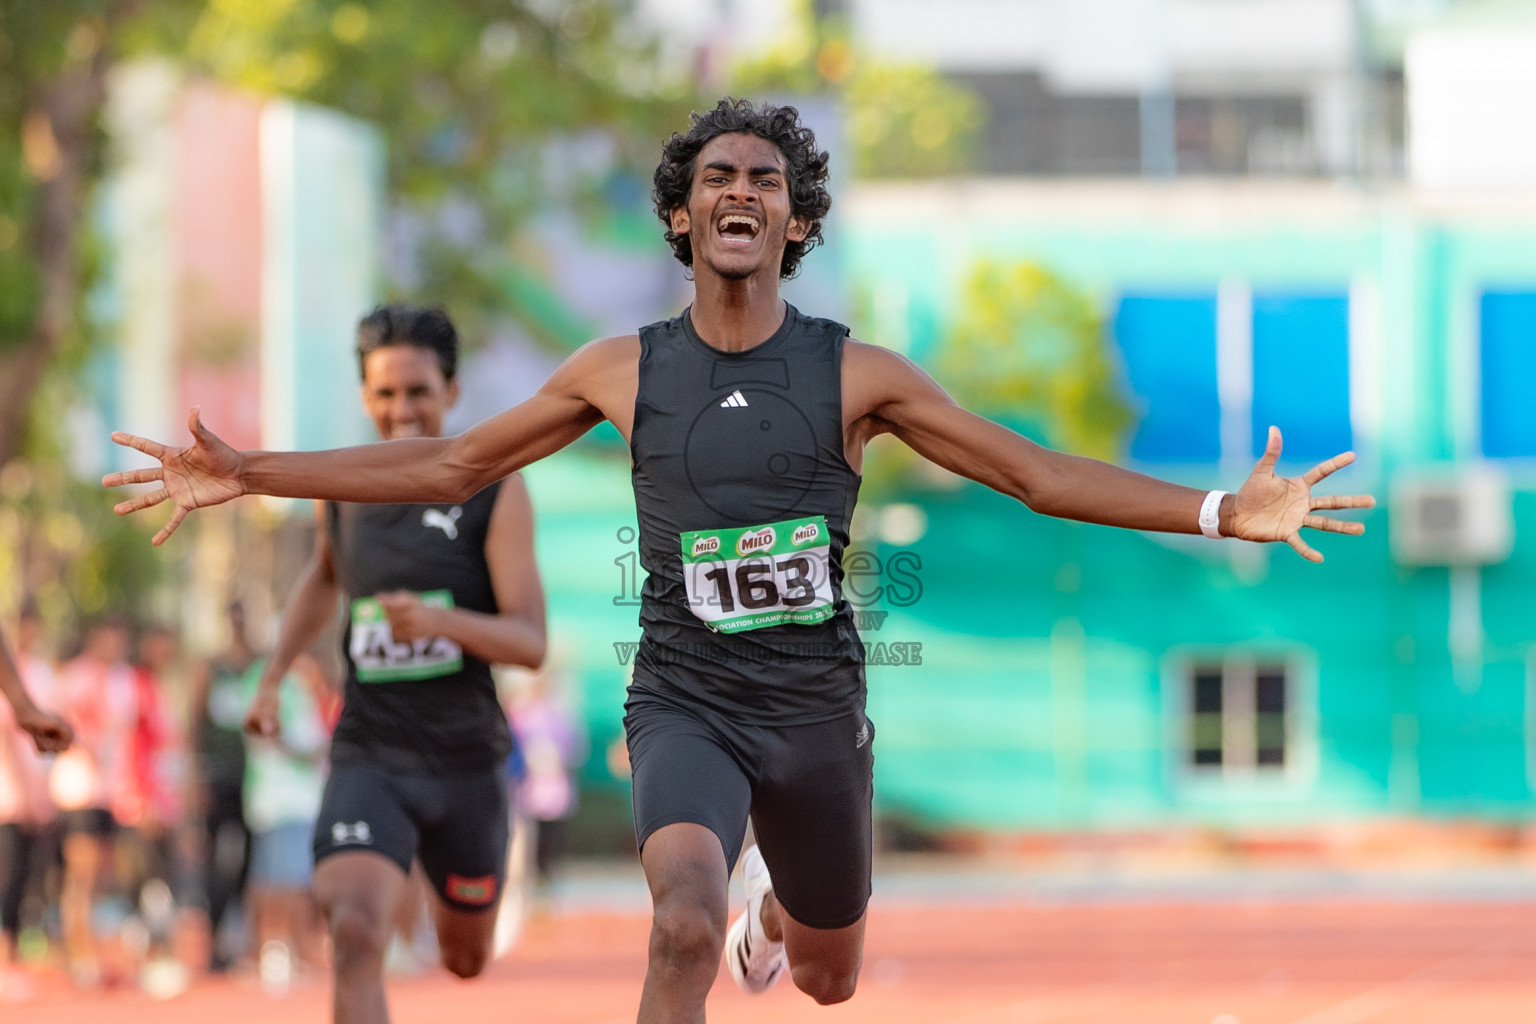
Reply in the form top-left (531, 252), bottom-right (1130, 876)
top-left (1164, 647), bottom-right (1319, 793)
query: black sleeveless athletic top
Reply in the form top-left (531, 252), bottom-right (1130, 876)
top-left (630, 304), bottom-right (866, 724)
top-left (326, 481), bottom-right (512, 774)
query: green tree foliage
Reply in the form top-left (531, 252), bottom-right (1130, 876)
top-left (172, 0), bottom-right (695, 345)
top-left (732, 0), bottom-right (985, 178)
top-left (936, 261), bottom-right (1135, 462)
top-left (857, 262), bottom-right (1136, 505)
top-left (0, 452), bottom-right (167, 630)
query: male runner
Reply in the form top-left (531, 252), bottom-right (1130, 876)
top-left (106, 99), bottom-right (1372, 1023)
top-left (239, 304), bottom-right (547, 1023)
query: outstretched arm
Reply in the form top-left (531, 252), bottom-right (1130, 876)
top-left (105, 336), bottom-right (631, 545)
top-left (0, 627), bottom-right (72, 753)
top-left (849, 343), bottom-right (1374, 562)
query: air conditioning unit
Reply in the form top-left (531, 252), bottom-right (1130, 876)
top-left (1390, 468), bottom-right (1514, 566)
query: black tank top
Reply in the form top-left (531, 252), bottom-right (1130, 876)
top-left (326, 481), bottom-right (512, 773)
top-left (630, 304), bottom-right (866, 724)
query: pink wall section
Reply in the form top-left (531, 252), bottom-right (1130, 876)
top-left (173, 82), bottom-right (264, 452)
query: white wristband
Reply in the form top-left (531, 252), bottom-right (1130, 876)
top-left (1199, 490), bottom-right (1227, 539)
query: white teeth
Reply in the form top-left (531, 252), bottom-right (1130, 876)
top-left (718, 215), bottom-right (758, 234)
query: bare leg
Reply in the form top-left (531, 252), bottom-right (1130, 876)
top-left (288, 888), bottom-right (326, 969)
top-left (246, 883), bottom-right (268, 946)
top-left (60, 832), bottom-right (103, 984)
top-left (314, 852), bottom-right (408, 1024)
top-left (636, 823), bottom-right (730, 1024)
top-left (761, 893), bottom-right (866, 1005)
top-left (430, 891), bottom-right (498, 980)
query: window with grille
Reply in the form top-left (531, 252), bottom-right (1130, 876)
top-left (1187, 660), bottom-right (1291, 771)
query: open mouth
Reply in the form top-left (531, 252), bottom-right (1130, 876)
top-left (716, 213), bottom-right (761, 243)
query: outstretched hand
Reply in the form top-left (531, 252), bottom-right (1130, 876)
top-left (1230, 426), bottom-right (1375, 562)
top-left (102, 408), bottom-right (245, 545)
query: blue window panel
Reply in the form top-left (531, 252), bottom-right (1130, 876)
top-left (1113, 294), bottom-right (1220, 462)
top-left (1251, 293), bottom-right (1352, 461)
top-left (1481, 291), bottom-right (1536, 458)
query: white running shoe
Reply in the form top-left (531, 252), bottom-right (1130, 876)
top-left (725, 845), bottom-right (787, 994)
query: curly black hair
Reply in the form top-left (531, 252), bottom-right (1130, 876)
top-left (653, 98), bottom-right (832, 280)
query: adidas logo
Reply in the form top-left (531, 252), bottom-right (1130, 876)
top-left (855, 721), bottom-right (871, 749)
top-left (720, 390), bottom-right (749, 408)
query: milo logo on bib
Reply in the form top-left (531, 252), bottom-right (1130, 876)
top-left (737, 527), bottom-right (775, 556)
top-left (350, 589), bottom-right (464, 682)
top-left (679, 515), bottom-right (835, 633)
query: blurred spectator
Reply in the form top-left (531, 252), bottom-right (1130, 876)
top-left (125, 624), bottom-right (184, 855)
top-left (125, 624), bottom-right (190, 997)
top-left (0, 603), bottom-right (63, 1001)
top-left (508, 667), bottom-right (585, 891)
top-left (240, 653), bottom-right (331, 995)
top-left (51, 614), bottom-right (139, 987)
top-left (186, 602), bottom-right (256, 972)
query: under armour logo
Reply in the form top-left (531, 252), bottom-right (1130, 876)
top-left (719, 390), bottom-right (749, 408)
top-left (423, 506), bottom-right (463, 539)
top-left (855, 722), bottom-right (871, 749)
top-left (332, 821), bottom-right (373, 846)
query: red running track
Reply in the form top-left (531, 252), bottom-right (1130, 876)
top-left (5, 900), bottom-right (1536, 1023)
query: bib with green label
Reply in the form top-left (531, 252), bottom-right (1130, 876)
top-left (350, 589), bottom-right (464, 682)
top-left (679, 515), bottom-right (835, 633)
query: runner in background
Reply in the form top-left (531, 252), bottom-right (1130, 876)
top-left (240, 304), bottom-right (547, 1024)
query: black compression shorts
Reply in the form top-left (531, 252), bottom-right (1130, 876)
top-left (623, 688), bottom-right (875, 930)
top-left (314, 760), bottom-right (509, 912)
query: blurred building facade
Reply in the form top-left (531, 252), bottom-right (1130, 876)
top-left (632, 0), bottom-right (1536, 182)
top-left (840, 178), bottom-right (1536, 834)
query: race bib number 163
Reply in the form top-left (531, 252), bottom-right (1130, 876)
top-left (679, 515), bottom-right (835, 633)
